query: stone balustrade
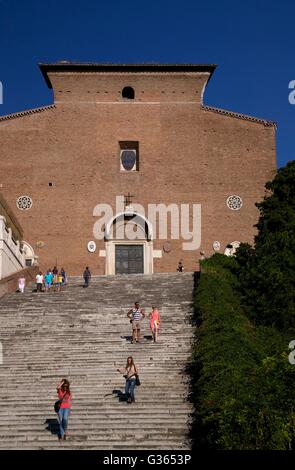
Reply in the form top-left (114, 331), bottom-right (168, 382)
top-left (0, 215), bottom-right (26, 280)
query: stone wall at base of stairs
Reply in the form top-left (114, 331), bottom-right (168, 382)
top-left (0, 265), bottom-right (39, 299)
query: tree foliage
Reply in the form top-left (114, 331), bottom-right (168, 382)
top-left (236, 161), bottom-right (295, 330)
top-left (190, 255), bottom-right (295, 449)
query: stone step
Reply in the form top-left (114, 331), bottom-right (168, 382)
top-left (0, 443), bottom-right (190, 450)
top-left (0, 272), bottom-right (195, 449)
top-left (0, 410), bottom-right (190, 417)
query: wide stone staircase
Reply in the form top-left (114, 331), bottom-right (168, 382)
top-left (0, 273), bottom-right (195, 449)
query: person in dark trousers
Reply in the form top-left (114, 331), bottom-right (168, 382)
top-left (61, 267), bottom-right (66, 285)
top-left (177, 260), bottom-right (184, 272)
top-left (83, 267), bottom-right (91, 287)
top-left (36, 271), bottom-right (44, 292)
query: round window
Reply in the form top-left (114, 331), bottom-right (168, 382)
top-left (16, 195), bottom-right (33, 211)
top-left (87, 241), bottom-right (96, 253)
top-left (227, 195), bottom-right (243, 211)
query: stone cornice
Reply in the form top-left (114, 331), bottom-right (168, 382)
top-left (39, 63), bottom-right (216, 88)
top-left (0, 104), bottom-right (56, 122)
top-left (201, 104), bottom-right (277, 128)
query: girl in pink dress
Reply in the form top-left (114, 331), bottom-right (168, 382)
top-left (149, 306), bottom-right (160, 343)
top-left (18, 277), bottom-right (26, 293)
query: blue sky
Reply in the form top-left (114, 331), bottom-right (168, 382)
top-left (0, 0), bottom-right (294, 168)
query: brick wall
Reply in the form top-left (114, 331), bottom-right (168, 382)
top-left (0, 66), bottom-right (276, 274)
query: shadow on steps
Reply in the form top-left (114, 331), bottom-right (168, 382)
top-left (112, 389), bottom-right (128, 402)
top-left (45, 418), bottom-right (59, 436)
top-left (120, 335), bottom-right (154, 343)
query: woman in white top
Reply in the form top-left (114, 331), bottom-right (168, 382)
top-left (117, 356), bottom-right (139, 404)
top-left (36, 272), bottom-right (44, 292)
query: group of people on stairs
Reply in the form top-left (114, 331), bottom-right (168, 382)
top-left (54, 300), bottom-right (161, 441)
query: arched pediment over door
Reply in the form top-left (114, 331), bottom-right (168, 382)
top-left (104, 211), bottom-right (154, 275)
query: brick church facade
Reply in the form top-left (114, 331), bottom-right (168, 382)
top-left (0, 63), bottom-right (276, 275)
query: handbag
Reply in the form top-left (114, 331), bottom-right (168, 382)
top-left (54, 400), bottom-right (62, 413)
top-left (135, 374), bottom-right (141, 386)
top-left (54, 391), bottom-right (66, 413)
top-left (135, 366), bottom-right (141, 386)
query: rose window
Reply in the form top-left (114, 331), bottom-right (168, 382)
top-left (226, 195), bottom-right (243, 211)
top-left (16, 196), bottom-right (33, 211)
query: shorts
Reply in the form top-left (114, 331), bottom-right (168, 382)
top-left (151, 320), bottom-right (159, 331)
top-left (132, 321), bottom-right (141, 330)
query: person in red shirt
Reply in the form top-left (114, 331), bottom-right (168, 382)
top-left (56, 379), bottom-right (72, 441)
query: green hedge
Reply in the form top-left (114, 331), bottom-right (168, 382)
top-left (190, 254), bottom-right (295, 449)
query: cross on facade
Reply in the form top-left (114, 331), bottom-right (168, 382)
top-left (124, 192), bottom-right (135, 207)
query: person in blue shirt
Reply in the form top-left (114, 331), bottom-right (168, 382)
top-left (44, 270), bottom-right (53, 292)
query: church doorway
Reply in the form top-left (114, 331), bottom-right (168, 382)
top-left (115, 244), bottom-right (144, 274)
top-left (104, 211), bottom-right (153, 275)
